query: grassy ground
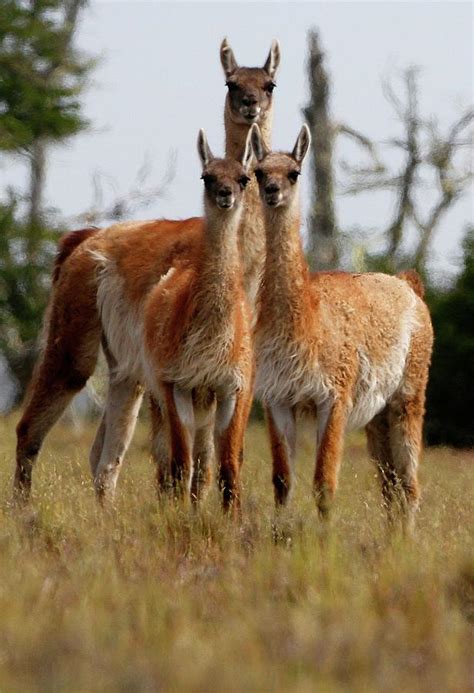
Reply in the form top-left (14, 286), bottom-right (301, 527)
top-left (0, 413), bottom-right (472, 692)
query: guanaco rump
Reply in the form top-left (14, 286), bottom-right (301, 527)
top-left (14, 39), bottom-right (280, 502)
top-left (251, 123), bottom-right (433, 527)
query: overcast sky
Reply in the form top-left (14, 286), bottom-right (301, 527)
top-left (1, 1), bottom-right (473, 278)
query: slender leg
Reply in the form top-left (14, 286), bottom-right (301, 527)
top-left (190, 388), bottom-right (216, 503)
top-left (15, 384), bottom-right (84, 501)
top-left (314, 400), bottom-right (347, 518)
top-left (149, 395), bottom-right (171, 493)
top-left (15, 314), bottom-right (100, 501)
top-left (191, 420), bottom-right (215, 503)
top-left (93, 377), bottom-right (144, 501)
top-left (266, 403), bottom-right (296, 506)
top-left (386, 392), bottom-right (424, 534)
top-left (385, 324), bottom-right (431, 533)
top-left (215, 389), bottom-right (250, 514)
top-left (239, 367), bottom-right (255, 468)
top-left (161, 383), bottom-right (195, 500)
top-left (90, 338), bottom-right (144, 485)
top-left (366, 407), bottom-right (397, 520)
top-left (89, 413), bottom-right (106, 478)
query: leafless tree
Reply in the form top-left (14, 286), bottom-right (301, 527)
top-left (304, 29), bottom-right (473, 274)
top-left (303, 30), bottom-right (381, 270)
top-left (341, 67), bottom-right (473, 272)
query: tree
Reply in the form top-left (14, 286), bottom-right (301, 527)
top-left (303, 31), bottom-right (338, 270)
top-left (0, 0), bottom-right (91, 399)
top-left (303, 29), bottom-right (473, 275)
top-left (425, 228), bottom-right (474, 447)
top-left (303, 30), bottom-right (382, 270)
top-left (341, 68), bottom-right (473, 274)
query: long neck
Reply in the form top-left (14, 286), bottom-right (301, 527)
top-left (260, 196), bottom-right (314, 325)
top-left (224, 101), bottom-right (273, 305)
top-left (194, 203), bottom-right (243, 321)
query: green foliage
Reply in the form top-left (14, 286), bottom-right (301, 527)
top-left (425, 228), bottom-right (474, 447)
top-left (0, 196), bottom-right (58, 394)
top-left (0, 0), bottom-right (90, 152)
top-left (0, 0), bottom-right (92, 401)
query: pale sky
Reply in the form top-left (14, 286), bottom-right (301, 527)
top-left (1, 1), bottom-right (473, 278)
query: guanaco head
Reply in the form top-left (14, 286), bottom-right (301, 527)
top-left (251, 123), bottom-right (311, 208)
top-left (220, 38), bottom-right (280, 125)
top-left (197, 128), bottom-right (253, 212)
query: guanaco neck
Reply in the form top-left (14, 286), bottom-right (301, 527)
top-left (259, 195), bottom-right (315, 329)
top-left (224, 101), bottom-right (273, 304)
top-left (193, 202), bottom-right (243, 327)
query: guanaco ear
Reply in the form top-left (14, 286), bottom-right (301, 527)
top-left (220, 38), bottom-right (238, 79)
top-left (250, 124), bottom-right (268, 163)
top-left (263, 39), bottom-right (281, 79)
top-left (292, 124), bottom-right (311, 164)
top-left (241, 128), bottom-right (254, 172)
top-left (197, 129), bottom-right (213, 168)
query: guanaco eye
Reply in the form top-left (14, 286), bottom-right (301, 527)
top-left (225, 81), bottom-right (239, 92)
top-left (201, 174), bottom-right (216, 188)
top-left (265, 81), bottom-right (276, 94)
top-left (255, 169), bottom-right (264, 183)
top-left (238, 175), bottom-right (250, 189)
top-left (288, 170), bottom-right (300, 183)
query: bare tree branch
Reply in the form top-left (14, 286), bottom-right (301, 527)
top-left (74, 149), bottom-right (177, 226)
top-left (336, 123), bottom-right (384, 170)
top-left (338, 65), bottom-right (472, 271)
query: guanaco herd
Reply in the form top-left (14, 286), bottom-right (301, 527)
top-left (14, 40), bottom-right (433, 531)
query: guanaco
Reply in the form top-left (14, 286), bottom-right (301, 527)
top-left (251, 123), bottom-right (433, 528)
top-left (94, 130), bottom-right (253, 507)
top-left (14, 40), bottom-right (280, 502)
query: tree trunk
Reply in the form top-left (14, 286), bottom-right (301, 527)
top-left (28, 138), bottom-right (46, 231)
top-left (303, 30), bottom-right (339, 270)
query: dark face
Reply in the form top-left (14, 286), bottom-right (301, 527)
top-left (254, 152), bottom-right (301, 208)
top-left (225, 67), bottom-right (276, 125)
top-left (201, 158), bottom-right (250, 210)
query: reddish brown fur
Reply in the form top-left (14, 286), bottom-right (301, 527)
top-left (53, 227), bottom-right (99, 282)
top-left (266, 407), bottom-right (294, 505)
top-left (397, 269), bottom-right (425, 299)
top-left (138, 141), bottom-right (254, 509)
top-left (14, 41), bottom-right (277, 503)
top-left (252, 125), bottom-right (433, 528)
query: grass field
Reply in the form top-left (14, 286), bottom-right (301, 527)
top-left (0, 413), bottom-right (472, 692)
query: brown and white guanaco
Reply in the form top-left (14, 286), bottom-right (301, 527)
top-left (14, 40), bottom-right (280, 502)
top-left (92, 130), bottom-right (254, 508)
top-left (251, 123), bottom-right (433, 528)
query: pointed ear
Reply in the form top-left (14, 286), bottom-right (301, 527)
top-left (292, 124), bottom-right (311, 164)
top-left (263, 39), bottom-right (281, 79)
top-left (220, 38), bottom-right (238, 79)
top-left (250, 124), bottom-right (268, 163)
top-left (241, 128), bottom-right (254, 172)
top-left (197, 129), bottom-right (213, 169)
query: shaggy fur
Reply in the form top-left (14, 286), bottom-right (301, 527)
top-left (92, 133), bottom-right (254, 508)
top-left (14, 40), bottom-right (279, 502)
top-left (52, 227), bottom-right (99, 283)
top-left (252, 124), bottom-right (433, 528)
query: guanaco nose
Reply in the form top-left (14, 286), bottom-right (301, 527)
top-left (265, 182), bottom-right (280, 195)
top-left (242, 94), bottom-right (258, 106)
top-left (218, 185), bottom-right (232, 198)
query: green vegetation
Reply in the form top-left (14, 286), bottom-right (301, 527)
top-left (0, 0), bottom-right (91, 398)
top-left (426, 229), bottom-right (474, 447)
top-left (0, 417), bottom-right (472, 691)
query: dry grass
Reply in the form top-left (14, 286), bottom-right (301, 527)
top-left (0, 413), bottom-right (472, 692)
